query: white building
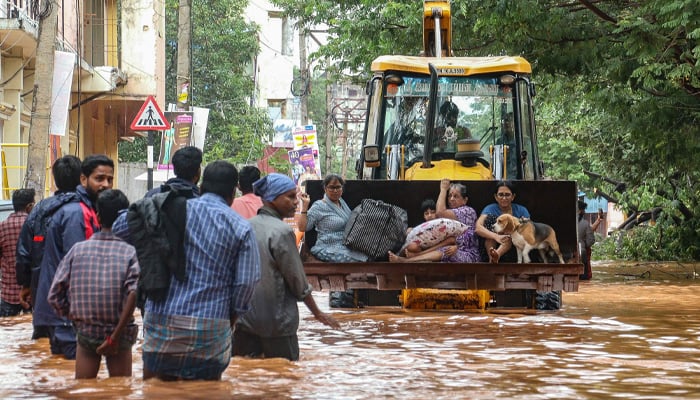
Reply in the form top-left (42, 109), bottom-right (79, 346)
top-left (0, 0), bottom-right (166, 197)
top-left (245, 0), bottom-right (299, 123)
top-left (244, 2), bottom-right (366, 177)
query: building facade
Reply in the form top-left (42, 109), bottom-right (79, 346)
top-left (245, 0), bottom-right (297, 122)
top-left (0, 0), bottom-right (165, 198)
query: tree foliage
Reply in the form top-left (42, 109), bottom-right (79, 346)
top-left (273, 0), bottom-right (700, 260)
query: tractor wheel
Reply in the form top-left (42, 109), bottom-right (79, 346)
top-left (329, 290), bottom-right (356, 308)
top-left (535, 290), bottom-right (562, 310)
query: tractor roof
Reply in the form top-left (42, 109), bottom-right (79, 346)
top-left (371, 55), bottom-right (532, 76)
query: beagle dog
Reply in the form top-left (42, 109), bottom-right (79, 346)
top-left (493, 214), bottom-right (565, 264)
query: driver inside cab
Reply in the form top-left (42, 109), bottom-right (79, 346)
top-left (496, 112), bottom-right (518, 179)
top-left (384, 96), bottom-right (426, 162)
top-left (434, 101), bottom-right (471, 152)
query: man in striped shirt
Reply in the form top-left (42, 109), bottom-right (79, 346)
top-left (142, 160), bottom-right (261, 381)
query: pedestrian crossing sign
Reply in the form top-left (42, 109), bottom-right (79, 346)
top-left (130, 95), bottom-right (171, 131)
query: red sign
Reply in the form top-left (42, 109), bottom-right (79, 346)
top-left (130, 96), bottom-right (171, 131)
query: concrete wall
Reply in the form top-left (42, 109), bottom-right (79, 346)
top-left (118, 162), bottom-right (151, 202)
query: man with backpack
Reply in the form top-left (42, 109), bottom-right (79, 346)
top-left (16, 155), bottom-right (82, 339)
top-left (112, 146), bottom-right (202, 243)
top-left (141, 161), bottom-right (260, 380)
top-left (111, 146), bottom-right (202, 321)
top-left (145, 146), bottom-right (201, 198)
top-left (31, 154), bottom-right (114, 359)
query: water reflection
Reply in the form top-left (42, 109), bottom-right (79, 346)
top-left (1, 263), bottom-right (700, 398)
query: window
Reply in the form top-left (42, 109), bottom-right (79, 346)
top-left (268, 11), bottom-right (292, 56)
top-left (268, 99), bottom-right (286, 119)
top-left (83, 0), bottom-right (119, 67)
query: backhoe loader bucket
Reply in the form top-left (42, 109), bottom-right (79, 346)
top-left (302, 179), bottom-right (581, 310)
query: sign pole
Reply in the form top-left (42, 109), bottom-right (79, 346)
top-left (129, 95), bottom-right (170, 192)
top-left (147, 130), bottom-right (154, 191)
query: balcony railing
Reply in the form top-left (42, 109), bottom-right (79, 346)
top-left (1, 0), bottom-right (39, 29)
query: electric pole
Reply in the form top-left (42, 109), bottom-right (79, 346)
top-left (152, 0), bottom-right (189, 190)
top-left (176, 0), bottom-right (191, 110)
top-left (324, 83), bottom-right (332, 174)
top-left (299, 28), bottom-right (308, 125)
top-left (331, 95), bottom-right (366, 178)
top-left (25, 0), bottom-right (59, 198)
top-left (341, 112), bottom-right (349, 178)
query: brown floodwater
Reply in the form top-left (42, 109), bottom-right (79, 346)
top-left (1, 261), bottom-right (700, 399)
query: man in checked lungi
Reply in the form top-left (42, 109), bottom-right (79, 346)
top-left (141, 160), bottom-right (261, 380)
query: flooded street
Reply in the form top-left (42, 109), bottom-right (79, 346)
top-left (1, 261), bottom-right (700, 399)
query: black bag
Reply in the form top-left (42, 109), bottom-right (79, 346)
top-left (127, 185), bottom-right (193, 307)
top-left (343, 199), bottom-right (408, 260)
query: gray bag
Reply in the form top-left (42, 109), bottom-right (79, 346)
top-left (344, 199), bottom-right (408, 260)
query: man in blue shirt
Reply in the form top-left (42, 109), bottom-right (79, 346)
top-left (142, 160), bottom-right (261, 381)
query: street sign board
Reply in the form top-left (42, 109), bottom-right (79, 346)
top-left (130, 96), bottom-right (171, 131)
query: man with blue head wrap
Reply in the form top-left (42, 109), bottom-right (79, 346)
top-left (235, 173), bottom-right (340, 361)
top-left (252, 173), bottom-right (297, 202)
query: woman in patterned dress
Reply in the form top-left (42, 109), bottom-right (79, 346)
top-left (389, 178), bottom-right (479, 263)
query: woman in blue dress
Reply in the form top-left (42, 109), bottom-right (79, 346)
top-left (475, 180), bottom-right (531, 263)
top-left (298, 174), bottom-right (368, 262)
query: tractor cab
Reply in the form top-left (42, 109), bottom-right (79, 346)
top-left (358, 57), bottom-right (541, 183)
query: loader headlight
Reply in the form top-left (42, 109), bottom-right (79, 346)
top-left (363, 145), bottom-right (381, 168)
top-left (385, 74), bottom-right (404, 86)
top-left (499, 74), bottom-right (516, 85)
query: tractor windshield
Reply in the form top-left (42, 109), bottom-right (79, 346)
top-left (381, 75), bottom-right (519, 171)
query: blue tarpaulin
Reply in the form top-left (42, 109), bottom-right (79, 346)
top-left (578, 194), bottom-right (608, 213)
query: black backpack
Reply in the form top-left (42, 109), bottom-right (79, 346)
top-left (127, 185), bottom-right (194, 306)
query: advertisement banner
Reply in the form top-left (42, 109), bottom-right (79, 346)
top-left (50, 51), bottom-right (76, 136)
top-left (272, 119), bottom-right (295, 148)
top-left (288, 147), bottom-right (318, 187)
top-left (190, 106), bottom-right (209, 150)
top-left (292, 125), bottom-right (322, 178)
top-left (158, 112), bottom-right (193, 170)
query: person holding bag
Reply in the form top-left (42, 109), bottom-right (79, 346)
top-left (298, 174), bottom-right (368, 263)
top-left (389, 179), bottom-right (479, 263)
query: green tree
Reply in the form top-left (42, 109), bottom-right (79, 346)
top-left (273, 0), bottom-right (700, 260)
